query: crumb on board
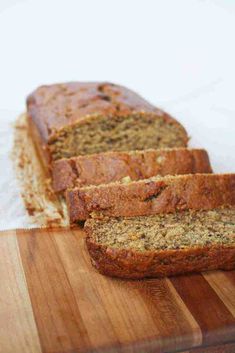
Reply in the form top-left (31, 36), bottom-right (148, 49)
top-left (12, 113), bottom-right (69, 228)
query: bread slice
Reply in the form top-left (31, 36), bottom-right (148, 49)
top-left (52, 148), bottom-right (212, 193)
top-left (85, 207), bottom-right (235, 278)
top-left (66, 174), bottom-right (235, 223)
top-left (27, 82), bottom-right (188, 168)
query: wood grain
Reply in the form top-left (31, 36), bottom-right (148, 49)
top-left (0, 231), bottom-right (42, 353)
top-left (171, 274), bottom-right (235, 346)
top-left (203, 271), bottom-right (235, 317)
top-left (0, 227), bottom-right (235, 353)
top-left (17, 228), bottom-right (90, 353)
top-left (180, 341), bottom-right (235, 353)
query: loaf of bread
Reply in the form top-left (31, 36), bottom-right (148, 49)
top-left (23, 81), bottom-right (235, 279)
top-left (66, 174), bottom-right (235, 223)
top-left (26, 82), bottom-right (188, 169)
top-left (52, 148), bottom-right (212, 193)
top-left (85, 207), bottom-right (235, 278)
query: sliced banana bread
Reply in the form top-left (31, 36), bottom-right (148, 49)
top-left (85, 207), bottom-right (235, 278)
top-left (66, 174), bottom-right (235, 223)
top-left (52, 148), bottom-right (212, 193)
top-left (27, 82), bottom-right (188, 168)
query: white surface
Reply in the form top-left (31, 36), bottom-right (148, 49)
top-left (0, 0), bottom-right (234, 229)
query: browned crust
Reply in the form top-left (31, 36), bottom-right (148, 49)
top-left (85, 221), bottom-right (235, 279)
top-left (66, 174), bottom-right (235, 223)
top-left (52, 148), bottom-right (212, 193)
top-left (26, 81), bottom-right (188, 146)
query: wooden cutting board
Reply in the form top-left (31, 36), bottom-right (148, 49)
top-left (1, 227), bottom-right (235, 353)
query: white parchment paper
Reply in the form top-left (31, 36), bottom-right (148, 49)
top-left (0, 110), bottom-right (30, 230)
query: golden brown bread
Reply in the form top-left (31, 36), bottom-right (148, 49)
top-left (27, 82), bottom-right (188, 165)
top-left (66, 173), bottom-right (235, 223)
top-left (52, 148), bottom-right (212, 193)
top-left (85, 208), bottom-right (235, 279)
top-left (86, 239), bottom-right (235, 279)
top-left (26, 82), bottom-right (184, 142)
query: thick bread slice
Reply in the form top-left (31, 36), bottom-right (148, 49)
top-left (52, 148), bottom-right (212, 193)
top-left (85, 207), bottom-right (235, 278)
top-left (66, 174), bottom-right (235, 223)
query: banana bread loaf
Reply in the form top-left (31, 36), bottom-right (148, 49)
top-left (52, 148), bottom-right (212, 193)
top-left (27, 82), bottom-right (188, 168)
top-left (85, 207), bottom-right (235, 278)
top-left (66, 174), bottom-right (235, 223)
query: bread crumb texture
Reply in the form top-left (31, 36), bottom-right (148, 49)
top-left (49, 113), bottom-right (187, 160)
top-left (89, 208), bottom-right (235, 251)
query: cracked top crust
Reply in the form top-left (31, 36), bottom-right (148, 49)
top-left (26, 81), bottom-right (177, 143)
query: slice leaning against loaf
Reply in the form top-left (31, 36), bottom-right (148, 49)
top-left (85, 207), bottom-right (235, 278)
top-left (52, 148), bottom-right (212, 194)
top-left (26, 82), bottom-right (188, 169)
top-left (66, 174), bottom-right (235, 223)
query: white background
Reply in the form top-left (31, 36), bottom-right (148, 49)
top-left (0, 0), bottom-right (235, 229)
